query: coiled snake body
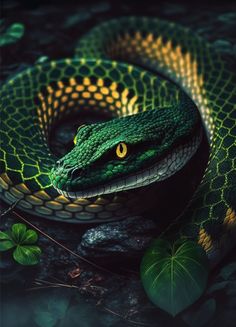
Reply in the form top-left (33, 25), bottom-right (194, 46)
top-left (1, 18), bottom-right (236, 268)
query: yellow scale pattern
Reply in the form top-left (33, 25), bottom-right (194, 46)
top-left (0, 75), bottom-right (143, 222)
top-left (110, 32), bottom-right (214, 139)
top-left (37, 75), bottom-right (139, 138)
top-left (0, 171), bottom-right (158, 221)
top-left (1, 18), bottom-right (235, 241)
top-left (224, 207), bottom-right (236, 227)
top-left (198, 207), bottom-right (236, 253)
top-left (106, 31), bottom-right (236, 252)
top-left (198, 228), bottom-right (213, 252)
top-left (0, 171), bottom-right (139, 221)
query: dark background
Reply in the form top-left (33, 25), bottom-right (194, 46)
top-left (1, 1), bottom-right (236, 327)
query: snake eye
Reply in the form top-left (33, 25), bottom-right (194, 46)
top-left (73, 135), bottom-right (77, 145)
top-left (116, 142), bottom-right (128, 159)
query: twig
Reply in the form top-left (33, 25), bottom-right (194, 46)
top-left (34, 277), bottom-right (83, 289)
top-left (0, 199), bottom-right (21, 217)
top-left (27, 277), bottom-right (150, 326)
top-left (27, 278), bottom-right (80, 291)
top-left (103, 307), bottom-right (152, 326)
top-left (12, 210), bottom-right (122, 277)
top-left (27, 285), bottom-right (63, 291)
top-left (28, 277), bottom-right (106, 294)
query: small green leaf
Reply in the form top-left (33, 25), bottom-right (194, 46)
top-left (22, 229), bottom-right (38, 244)
top-left (0, 23), bottom-right (25, 47)
top-left (0, 234), bottom-right (14, 251)
top-left (13, 245), bottom-right (41, 265)
top-left (0, 239), bottom-right (15, 251)
top-left (0, 230), bottom-right (15, 251)
top-left (140, 239), bottom-right (209, 316)
top-left (0, 230), bottom-right (12, 240)
top-left (7, 23), bottom-right (24, 38)
top-left (11, 223), bottom-right (27, 243)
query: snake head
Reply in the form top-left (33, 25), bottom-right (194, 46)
top-left (50, 100), bottom-right (202, 198)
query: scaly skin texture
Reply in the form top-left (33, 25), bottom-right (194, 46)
top-left (75, 17), bottom-right (236, 259)
top-left (0, 59), bottom-right (197, 222)
top-left (50, 99), bottom-right (200, 193)
top-left (0, 17), bottom-right (236, 262)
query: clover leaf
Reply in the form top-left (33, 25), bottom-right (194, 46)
top-left (0, 223), bottom-right (41, 265)
top-left (0, 230), bottom-right (15, 251)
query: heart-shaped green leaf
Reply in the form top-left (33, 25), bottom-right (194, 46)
top-left (13, 245), bottom-right (41, 265)
top-left (140, 239), bottom-right (209, 316)
top-left (11, 223), bottom-right (27, 243)
top-left (0, 230), bottom-right (15, 251)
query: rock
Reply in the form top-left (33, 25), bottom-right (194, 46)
top-left (50, 121), bottom-right (76, 157)
top-left (78, 216), bottom-right (159, 262)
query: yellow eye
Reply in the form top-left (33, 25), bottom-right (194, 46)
top-left (73, 135), bottom-right (77, 145)
top-left (116, 142), bottom-right (128, 159)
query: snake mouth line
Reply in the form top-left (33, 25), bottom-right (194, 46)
top-left (55, 130), bottom-right (202, 199)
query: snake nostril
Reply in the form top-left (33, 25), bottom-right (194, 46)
top-left (71, 167), bottom-right (82, 179)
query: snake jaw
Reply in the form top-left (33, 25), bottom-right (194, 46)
top-left (53, 128), bottom-right (202, 199)
top-left (50, 99), bottom-right (202, 198)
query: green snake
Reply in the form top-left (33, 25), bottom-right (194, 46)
top-left (1, 17), bottom-right (236, 274)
